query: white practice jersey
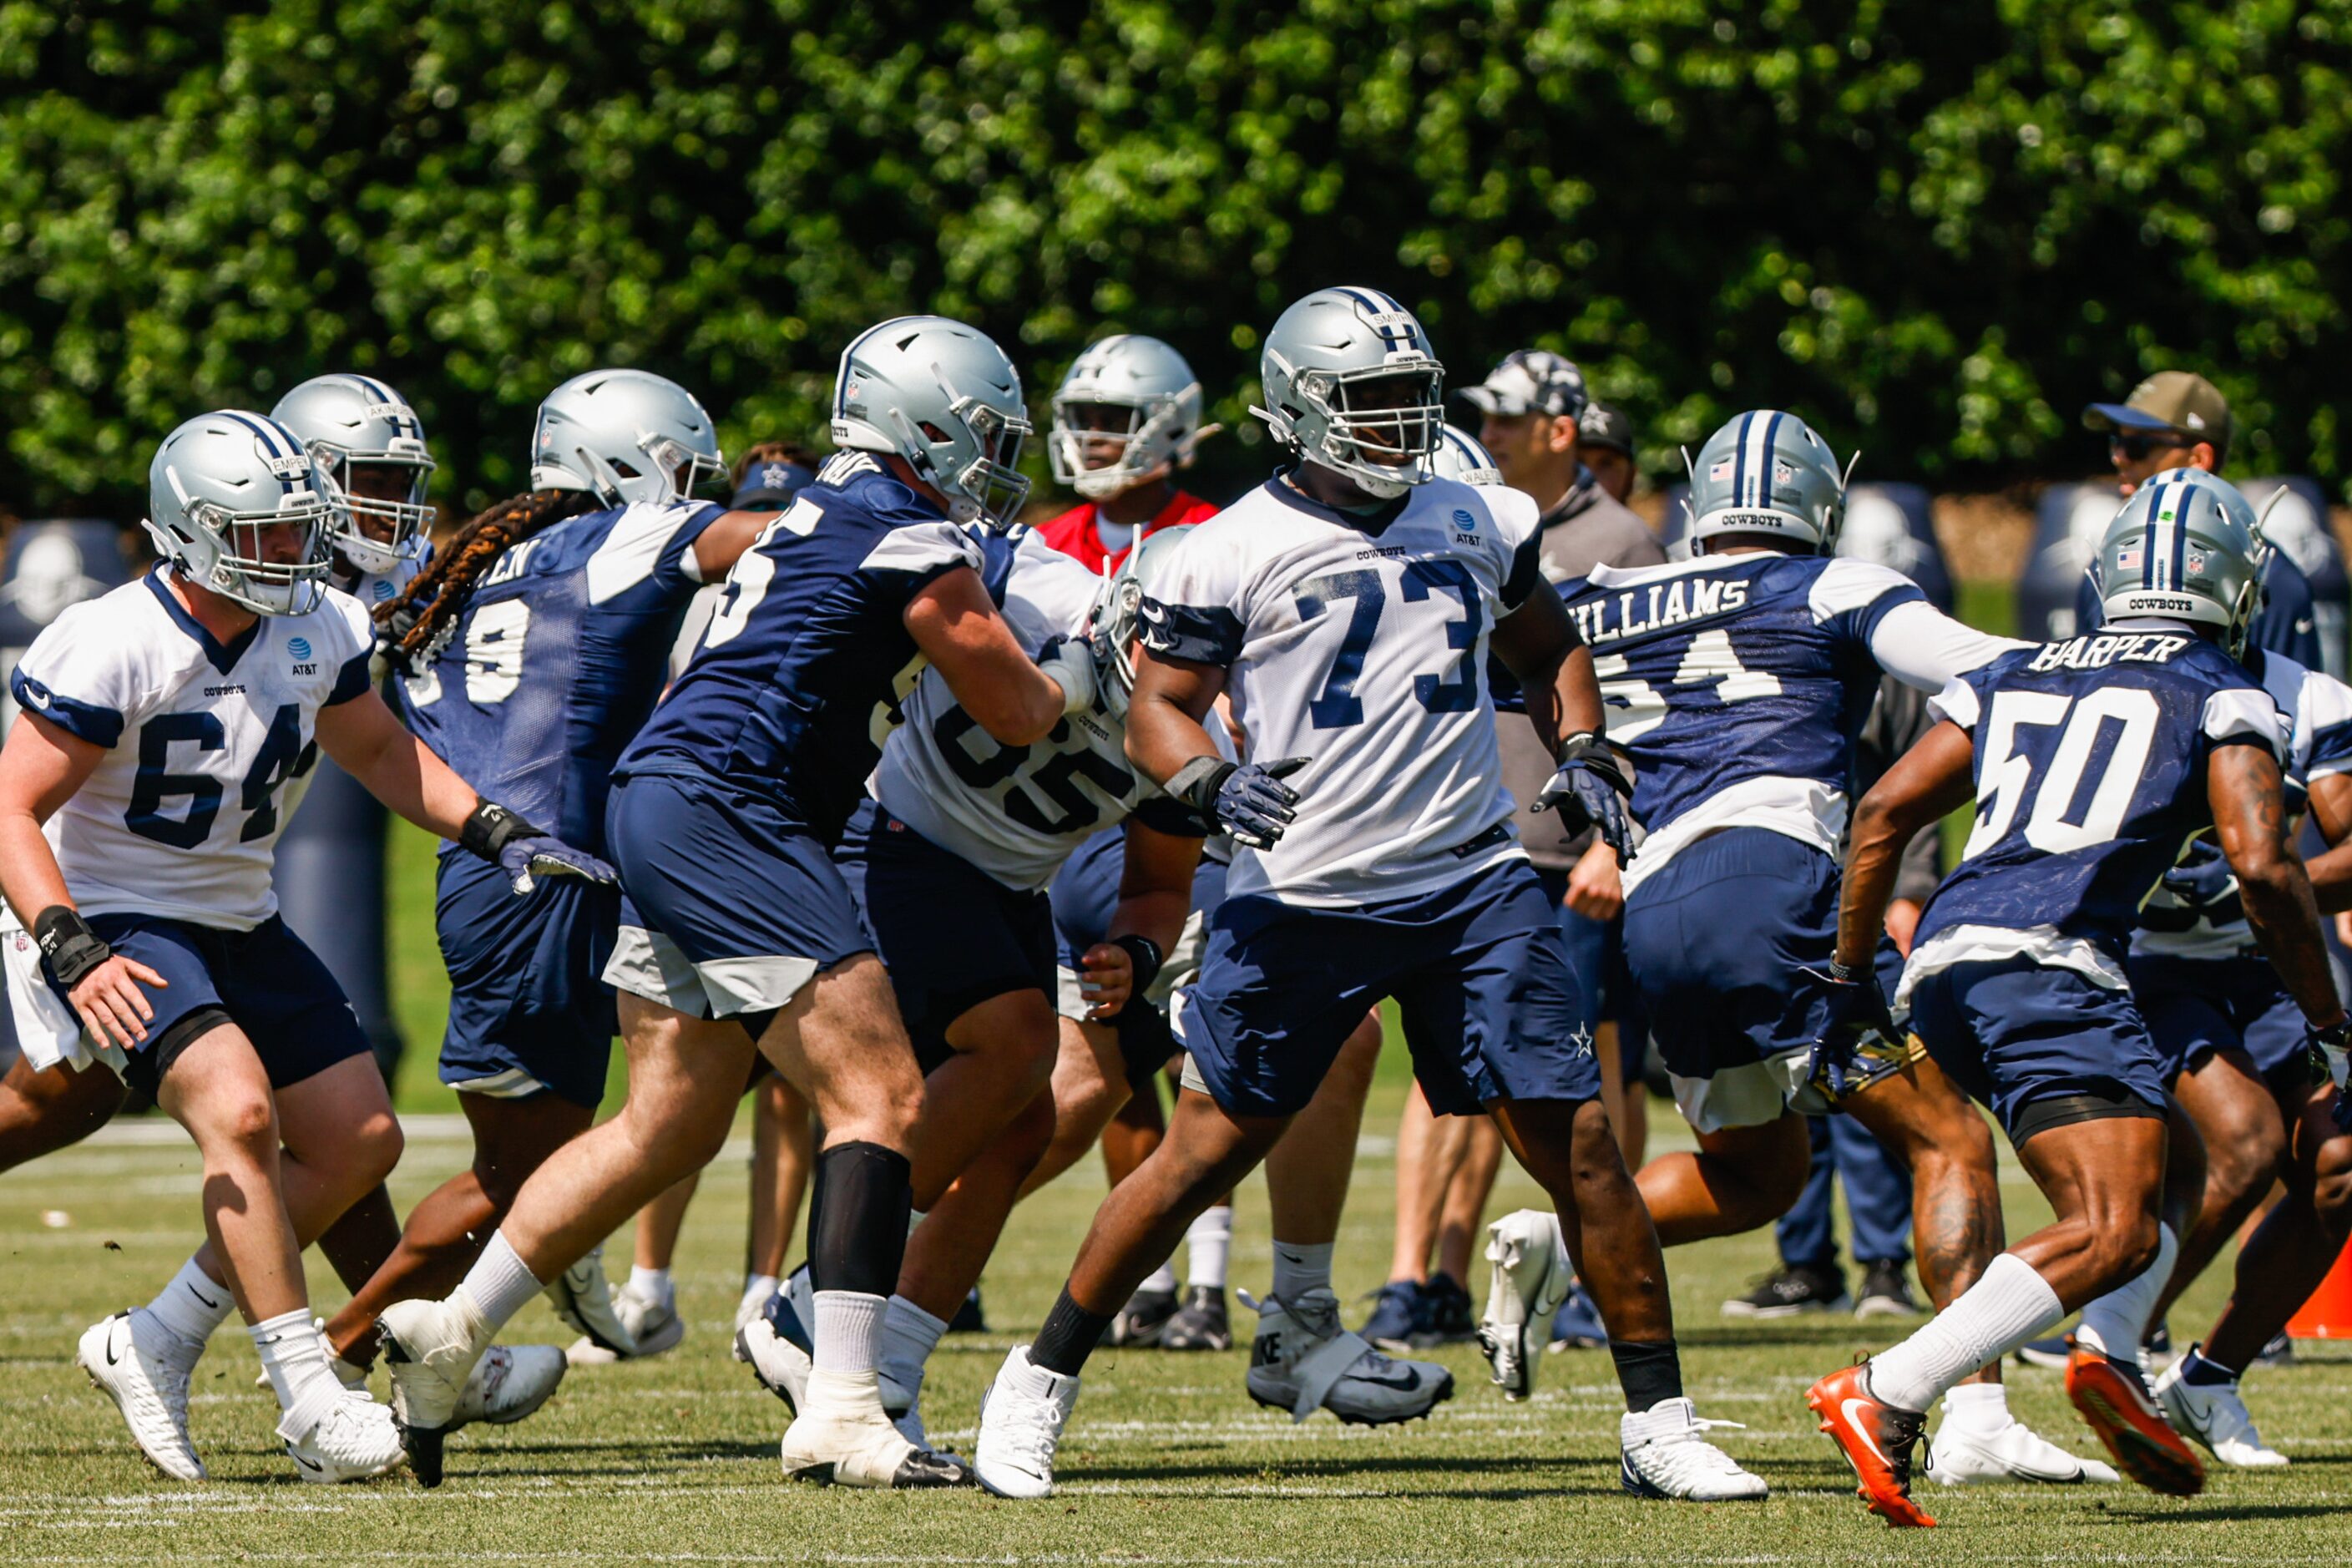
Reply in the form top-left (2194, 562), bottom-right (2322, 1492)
top-left (2134, 648), bottom-right (2352, 960)
top-left (877, 529), bottom-right (1201, 890)
top-left (1139, 473), bottom-right (1545, 907)
top-left (7, 568), bottom-right (375, 930)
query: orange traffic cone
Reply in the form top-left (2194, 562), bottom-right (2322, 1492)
top-left (2287, 1232), bottom-right (2352, 1339)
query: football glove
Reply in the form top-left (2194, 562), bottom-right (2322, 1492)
top-left (2161, 839), bottom-right (2241, 921)
top-left (1805, 959), bottom-right (1894, 1101)
top-left (2309, 1019), bottom-right (2352, 1131)
top-left (1530, 732), bottom-right (1634, 864)
top-left (1034, 635), bottom-right (1099, 717)
top-left (1169, 755), bottom-right (1310, 850)
top-left (460, 802), bottom-right (620, 896)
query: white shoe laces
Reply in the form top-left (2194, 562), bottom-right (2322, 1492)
top-left (991, 1383), bottom-right (1063, 1474)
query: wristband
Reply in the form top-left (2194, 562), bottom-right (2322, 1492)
top-left (33, 905), bottom-right (112, 990)
top-left (1165, 756), bottom-right (1237, 817)
top-left (1110, 934), bottom-right (1165, 1000)
top-left (459, 800), bottom-right (541, 862)
top-left (1826, 958), bottom-right (1863, 985)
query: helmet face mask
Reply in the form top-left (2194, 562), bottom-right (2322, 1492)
top-left (835, 316), bottom-right (1034, 529)
top-left (271, 374), bottom-right (438, 574)
top-left (1254, 288), bottom-right (1445, 500)
top-left (1083, 525), bottom-right (1192, 720)
top-left (2092, 467), bottom-right (2269, 659)
top-left (1048, 336), bottom-right (1206, 501)
top-left (530, 370), bottom-right (726, 509)
top-left (146, 411), bottom-right (338, 617)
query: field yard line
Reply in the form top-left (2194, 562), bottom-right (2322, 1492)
top-left (11, 1552), bottom-right (2346, 1566)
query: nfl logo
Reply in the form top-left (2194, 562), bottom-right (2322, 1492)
top-left (1773, 460), bottom-right (1796, 486)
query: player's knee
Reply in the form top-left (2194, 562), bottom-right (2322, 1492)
top-left (204, 1087), bottom-right (280, 1159)
top-left (2097, 1214), bottom-right (2164, 1283)
top-left (348, 1110), bottom-right (404, 1187)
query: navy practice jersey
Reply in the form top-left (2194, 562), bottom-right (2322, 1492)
top-left (402, 498), bottom-right (717, 854)
top-left (2076, 545), bottom-right (2320, 671)
top-left (1911, 625), bottom-right (2283, 968)
top-left (1559, 553), bottom-right (2017, 895)
top-left (615, 453), bottom-right (984, 844)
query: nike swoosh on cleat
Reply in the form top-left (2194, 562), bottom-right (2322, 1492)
top-left (105, 1323), bottom-right (124, 1367)
top-left (1355, 1366), bottom-right (1426, 1391)
top-left (1841, 1399), bottom-right (1889, 1466)
top-left (295, 1454), bottom-right (324, 1473)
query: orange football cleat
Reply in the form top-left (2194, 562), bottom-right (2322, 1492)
top-left (1806, 1361), bottom-right (1936, 1528)
top-left (2064, 1342), bottom-right (2204, 1497)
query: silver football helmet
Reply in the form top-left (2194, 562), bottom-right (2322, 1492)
top-left (145, 411), bottom-right (337, 616)
top-left (271, 373), bottom-right (436, 574)
top-left (1683, 410), bottom-right (1852, 553)
top-left (2092, 468), bottom-right (2269, 657)
top-left (1253, 286), bottom-right (1444, 498)
top-left (1084, 525), bottom-right (1195, 721)
top-left (530, 369), bottom-right (725, 508)
top-left (832, 316), bottom-right (1032, 527)
top-left (1429, 424), bottom-right (1504, 486)
top-left (1049, 336), bottom-right (1206, 501)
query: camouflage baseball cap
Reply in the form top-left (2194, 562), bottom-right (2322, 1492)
top-left (2082, 370), bottom-right (2232, 460)
top-left (1459, 349), bottom-right (1589, 421)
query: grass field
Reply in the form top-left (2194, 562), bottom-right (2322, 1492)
top-left (5, 1070), bottom-right (2349, 1565)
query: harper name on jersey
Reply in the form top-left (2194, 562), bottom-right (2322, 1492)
top-left (615, 453), bottom-right (983, 845)
top-left (1561, 553), bottom-right (2017, 895)
top-left (401, 498), bottom-right (718, 854)
top-left (875, 528), bottom-right (1197, 891)
top-left (8, 568), bottom-right (374, 932)
top-left (1138, 473), bottom-right (1545, 907)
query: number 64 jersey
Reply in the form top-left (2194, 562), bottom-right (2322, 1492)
top-left (1138, 473), bottom-right (1545, 907)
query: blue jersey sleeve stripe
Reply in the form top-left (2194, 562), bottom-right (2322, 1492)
top-left (9, 668), bottom-right (124, 747)
top-left (326, 650), bottom-right (375, 706)
top-left (1139, 599), bottom-right (1244, 666)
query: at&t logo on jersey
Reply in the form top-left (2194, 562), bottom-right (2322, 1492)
top-left (288, 635), bottom-right (316, 675)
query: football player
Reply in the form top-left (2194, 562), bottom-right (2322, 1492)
top-left (1483, 411), bottom-right (2096, 1485)
top-left (375, 316), bottom-right (1093, 1490)
top-left (971, 286), bottom-right (1762, 1502)
top-left (1039, 335), bottom-right (1219, 571)
top-left (1808, 470), bottom-right (2349, 1525)
top-left (0, 411), bottom-right (611, 1482)
top-left (314, 372), bottom-right (763, 1392)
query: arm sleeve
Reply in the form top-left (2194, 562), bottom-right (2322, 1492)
top-left (2302, 670), bottom-right (2352, 781)
top-left (9, 603), bottom-right (139, 746)
top-left (1867, 598), bottom-right (2032, 693)
top-left (1137, 523), bottom-right (1248, 667)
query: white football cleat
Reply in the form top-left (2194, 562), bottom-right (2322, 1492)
top-left (736, 1313), bottom-right (812, 1414)
top-left (1925, 1407), bottom-right (2120, 1485)
top-left (451, 1344), bottom-right (567, 1431)
top-left (377, 1293), bottom-right (493, 1487)
top-left (1477, 1209), bottom-right (1572, 1401)
top-left (2153, 1356), bottom-right (2288, 1469)
top-left (285, 1388), bottom-right (407, 1483)
top-left (77, 1310), bottom-right (206, 1482)
top-left (1620, 1397), bottom-right (1768, 1500)
top-left (973, 1345), bottom-right (1080, 1499)
top-left (548, 1247), bottom-right (640, 1364)
top-left (736, 1280), bottom-right (776, 1341)
top-left (779, 1368), bottom-right (969, 1488)
top-left (1244, 1288), bottom-right (1453, 1425)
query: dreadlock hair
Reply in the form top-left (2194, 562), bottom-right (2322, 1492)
top-left (377, 488), bottom-right (600, 674)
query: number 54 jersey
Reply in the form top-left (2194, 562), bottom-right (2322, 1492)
top-left (7, 568), bottom-right (376, 929)
top-left (1138, 473), bottom-right (1546, 907)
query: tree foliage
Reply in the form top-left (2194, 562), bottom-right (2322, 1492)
top-left (4, 0), bottom-right (2349, 518)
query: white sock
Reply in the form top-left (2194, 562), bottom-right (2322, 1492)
top-left (1186, 1206), bottom-right (1233, 1291)
top-left (1868, 1254), bottom-right (2066, 1414)
top-left (811, 1289), bottom-right (888, 1376)
top-left (878, 1295), bottom-right (949, 1395)
top-left (1140, 1261), bottom-right (1179, 1294)
top-left (145, 1256), bottom-right (235, 1346)
top-left (628, 1265), bottom-right (675, 1311)
top-left (2074, 1223), bottom-right (2177, 1369)
top-left (1271, 1239), bottom-right (1334, 1302)
top-left (1937, 1380), bottom-right (2014, 1434)
top-left (461, 1232), bottom-right (545, 1331)
top-left (251, 1309), bottom-right (341, 1439)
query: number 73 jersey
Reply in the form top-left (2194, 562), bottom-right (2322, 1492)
top-left (1138, 474), bottom-right (1546, 907)
top-left (8, 569), bottom-right (375, 930)
top-left (1916, 628), bottom-right (2284, 955)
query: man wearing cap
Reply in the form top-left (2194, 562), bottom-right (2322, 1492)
top-left (1578, 403), bottom-right (1640, 506)
top-left (2079, 372), bottom-right (2319, 668)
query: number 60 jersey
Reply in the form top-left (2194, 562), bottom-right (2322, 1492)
top-left (1138, 473), bottom-right (1545, 907)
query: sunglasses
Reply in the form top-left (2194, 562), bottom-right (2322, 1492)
top-left (2109, 432), bottom-right (2187, 463)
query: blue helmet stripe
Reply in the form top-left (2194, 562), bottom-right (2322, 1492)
top-left (216, 411), bottom-right (306, 496)
top-left (2140, 478), bottom-right (2168, 589)
top-left (1729, 411), bottom-right (1754, 508)
top-left (2169, 489), bottom-right (2190, 589)
top-left (1338, 286), bottom-right (1410, 353)
top-left (1756, 410), bottom-right (1786, 509)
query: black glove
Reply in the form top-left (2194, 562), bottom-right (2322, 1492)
top-left (1530, 732), bottom-right (1634, 864)
top-left (1805, 959), bottom-right (1894, 1100)
top-left (460, 802), bottom-right (620, 896)
top-left (1170, 756), bottom-right (1311, 850)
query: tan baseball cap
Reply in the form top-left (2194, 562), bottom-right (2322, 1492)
top-left (2081, 370), bottom-right (2232, 459)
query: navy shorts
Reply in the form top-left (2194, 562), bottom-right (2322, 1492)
top-left (1176, 857), bottom-right (1598, 1119)
top-left (2130, 952), bottom-right (2314, 1094)
top-left (1052, 827), bottom-right (1228, 1090)
top-left (78, 913), bottom-right (369, 1100)
top-left (837, 802), bottom-right (1055, 1076)
top-left (1535, 866), bottom-right (1648, 1066)
top-left (1904, 954), bottom-right (2168, 1146)
top-left (601, 771), bottom-right (873, 1022)
top-left (435, 851), bottom-right (620, 1108)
